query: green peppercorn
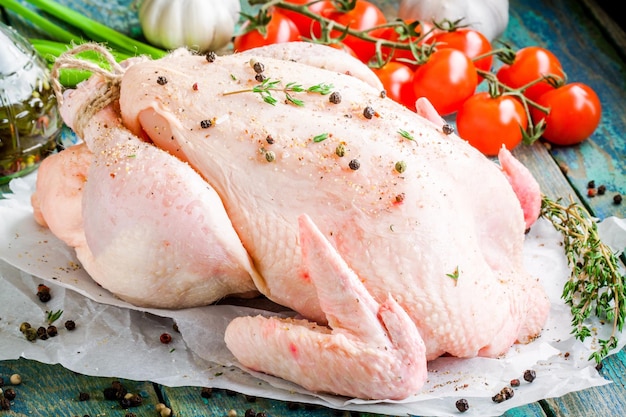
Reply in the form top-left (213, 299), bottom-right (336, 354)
top-left (265, 150), bottom-right (276, 163)
top-left (19, 322), bottom-right (31, 333)
top-left (395, 161), bottom-right (407, 173)
top-left (335, 142), bottom-right (346, 157)
top-left (24, 327), bottom-right (38, 341)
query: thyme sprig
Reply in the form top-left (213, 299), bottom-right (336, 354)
top-left (223, 78), bottom-right (333, 106)
top-left (47, 309), bottom-right (63, 324)
top-left (540, 195), bottom-right (625, 363)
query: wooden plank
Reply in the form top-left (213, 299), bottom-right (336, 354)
top-left (0, 358), bottom-right (161, 416)
top-left (507, 0), bottom-right (626, 220)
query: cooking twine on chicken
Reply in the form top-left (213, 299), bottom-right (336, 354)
top-left (50, 43), bottom-right (126, 139)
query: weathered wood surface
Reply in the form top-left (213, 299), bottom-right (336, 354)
top-left (0, 0), bottom-right (624, 416)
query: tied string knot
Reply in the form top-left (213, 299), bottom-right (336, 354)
top-left (51, 43), bottom-right (126, 138)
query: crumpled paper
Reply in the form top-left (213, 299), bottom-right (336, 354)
top-left (1, 173), bottom-right (625, 417)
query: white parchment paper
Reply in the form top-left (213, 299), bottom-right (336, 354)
top-left (1, 173), bottom-right (625, 417)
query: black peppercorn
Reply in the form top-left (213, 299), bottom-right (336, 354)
top-left (363, 106), bottom-right (376, 119)
top-left (501, 386), bottom-right (514, 400)
top-left (256, 412), bottom-right (268, 417)
top-left (37, 326), bottom-right (49, 340)
top-left (455, 398), bottom-right (469, 412)
top-left (492, 392), bottom-right (505, 403)
top-left (0, 397), bottom-right (10, 410)
top-left (156, 76), bottom-right (168, 85)
top-left (78, 392), bottom-right (90, 401)
top-left (200, 119), bottom-right (213, 129)
top-left (0, 376), bottom-right (3, 387)
top-left (3, 388), bottom-right (16, 401)
top-left (329, 91), bottom-right (342, 104)
top-left (523, 369), bottom-right (536, 383)
top-left (614, 194), bottom-right (622, 204)
top-left (205, 51), bottom-right (217, 63)
top-left (255, 73), bottom-right (267, 82)
top-left (587, 180), bottom-right (595, 188)
top-left (597, 184), bottom-right (606, 195)
top-left (65, 320), bottom-right (76, 331)
top-left (37, 289), bottom-right (51, 302)
top-left (348, 159), bottom-right (360, 170)
top-left (252, 61), bottom-right (265, 74)
top-left (244, 408), bottom-right (256, 417)
top-left (442, 124), bottom-right (454, 135)
top-left (47, 325), bottom-right (58, 337)
top-left (266, 135), bottom-right (275, 145)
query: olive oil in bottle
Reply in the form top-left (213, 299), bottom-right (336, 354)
top-left (0, 22), bottom-right (62, 184)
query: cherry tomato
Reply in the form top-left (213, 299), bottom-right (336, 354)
top-left (321, 0), bottom-right (387, 63)
top-left (530, 82), bottom-right (601, 146)
top-left (496, 46), bottom-right (565, 102)
top-left (372, 61), bottom-right (417, 111)
top-left (456, 92), bottom-right (528, 156)
top-left (233, 11), bottom-right (300, 52)
top-left (280, 0), bottom-right (333, 38)
top-left (426, 28), bottom-right (493, 73)
top-left (412, 48), bottom-right (478, 116)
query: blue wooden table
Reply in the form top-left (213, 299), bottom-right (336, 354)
top-left (1, 0), bottom-right (625, 416)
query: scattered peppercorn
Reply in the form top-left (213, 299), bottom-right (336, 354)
top-left (156, 76), bottom-right (168, 85)
top-left (587, 180), bottom-right (595, 188)
top-left (266, 135), bottom-right (275, 145)
top-left (455, 398), bottom-right (469, 412)
top-left (348, 159), bottom-right (360, 170)
top-left (103, 381), bottom-right (127, 400)
top-left (205, 51), bottom-right (217, 63)
top-left (19, 322), bottom-right (31, 333)
top-left (335, 142), bottom-right (346, 157)
top-left (200, 119), bottom-right (213, 129)
top-left (255, 73), bottom-right (267, 82)
top-left (597, 185), bottom-right (606, 195)
top-left (3, 388), bottom-right (16, 401)
top-left (47, 325), bottom-right (58, 337)
top-left (9, 374), bottom-right (21, 385)
top-left (24, 327), bottom-right (37, 341)
top-left (395, 160), bottom-right (407, 174)
top-left (510, 378), bottom-right (520, 387)
top-left (501, 386), bottom-right (514, 400)
top-left (65, 320), bottom-right (76, 331)
top-left (614, 194), bottom-right (622, 204)
top-left (160, 333), bottom-right (172, 344)
top-left (523, 369), bottom-right (536, 383)
top-left (192, 82), bottom-right (199, 91)
top-left (244, 408), bottom-right (256, 417)
top-left (121, 393), bottom-right (143, 408)
top-left (200, 387), bottom-right (213, 398)
top-left (492, 392), bottom-right (505, 403)
top-left (256, 412), bottom-right (268, 417)
top-left (0, 397), bottom-right (10, 410)
top-left (380, 90), bottom-right (387, 98)
top-left (442, 124), bottom-right (454, 135)
top-left (78, 392), bottom-right (90, 401)
top-left (264, 150), bottom-right (276, 163)
top-left (587, 188), bottom-right (597, 197)
top-left (329, 91), bottom-right (342, 104)
top-left (395, 193), bottom-right (405, 203)
top-left (37, 326), bottom-right (48, 340)
top-left (37, 283), bottom-right (51, 302)
top-left (252, 61), bottom-right (265, 74)
top-left (362, 106), bottom-right (376, 119)
top-left (227, 409), bottom-right (237, 417)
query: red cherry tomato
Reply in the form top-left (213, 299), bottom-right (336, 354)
top-left (426, 28), bottom-right (493, 73)
top-left (530, 82), bottom-right (601, 146)
top-left (372, 61), bottom-right (417, 111)
top-left (321, 0), bottom-right (386, 63)
top-left (412, 48), bottom-right (478, 116)
top-left (496, 46), bottom-right (565, 102)
top-left (233, 11), bottom-right (300, 52)
top-left (280, 0), bottom-right (333, 38)
top-left (456, 92), bottom-right (528, 156)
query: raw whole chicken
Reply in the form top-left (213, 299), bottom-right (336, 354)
top-left (33, 42), bottom-right (549, 400)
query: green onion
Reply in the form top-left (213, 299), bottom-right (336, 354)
top-left (5, 0), bottom-right (166, 59)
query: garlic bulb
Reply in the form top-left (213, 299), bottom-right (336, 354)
top-left (398, 0), bottom-right (509, 41)
top-left (139, 0), bottom-right (241, 52)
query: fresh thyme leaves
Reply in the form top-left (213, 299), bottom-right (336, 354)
top-left (47, 309), bottom-right (63, 324)
top-left (223, 78), bottom-right (333, 106)
top-left (313, 133), bottom-right (329, 142)
top-left (446, 267), bottom-right (460, 282)
top-left (398, 129), bottom-right (415, 140)
top-left (540, 195), bottom-right (625, 363)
